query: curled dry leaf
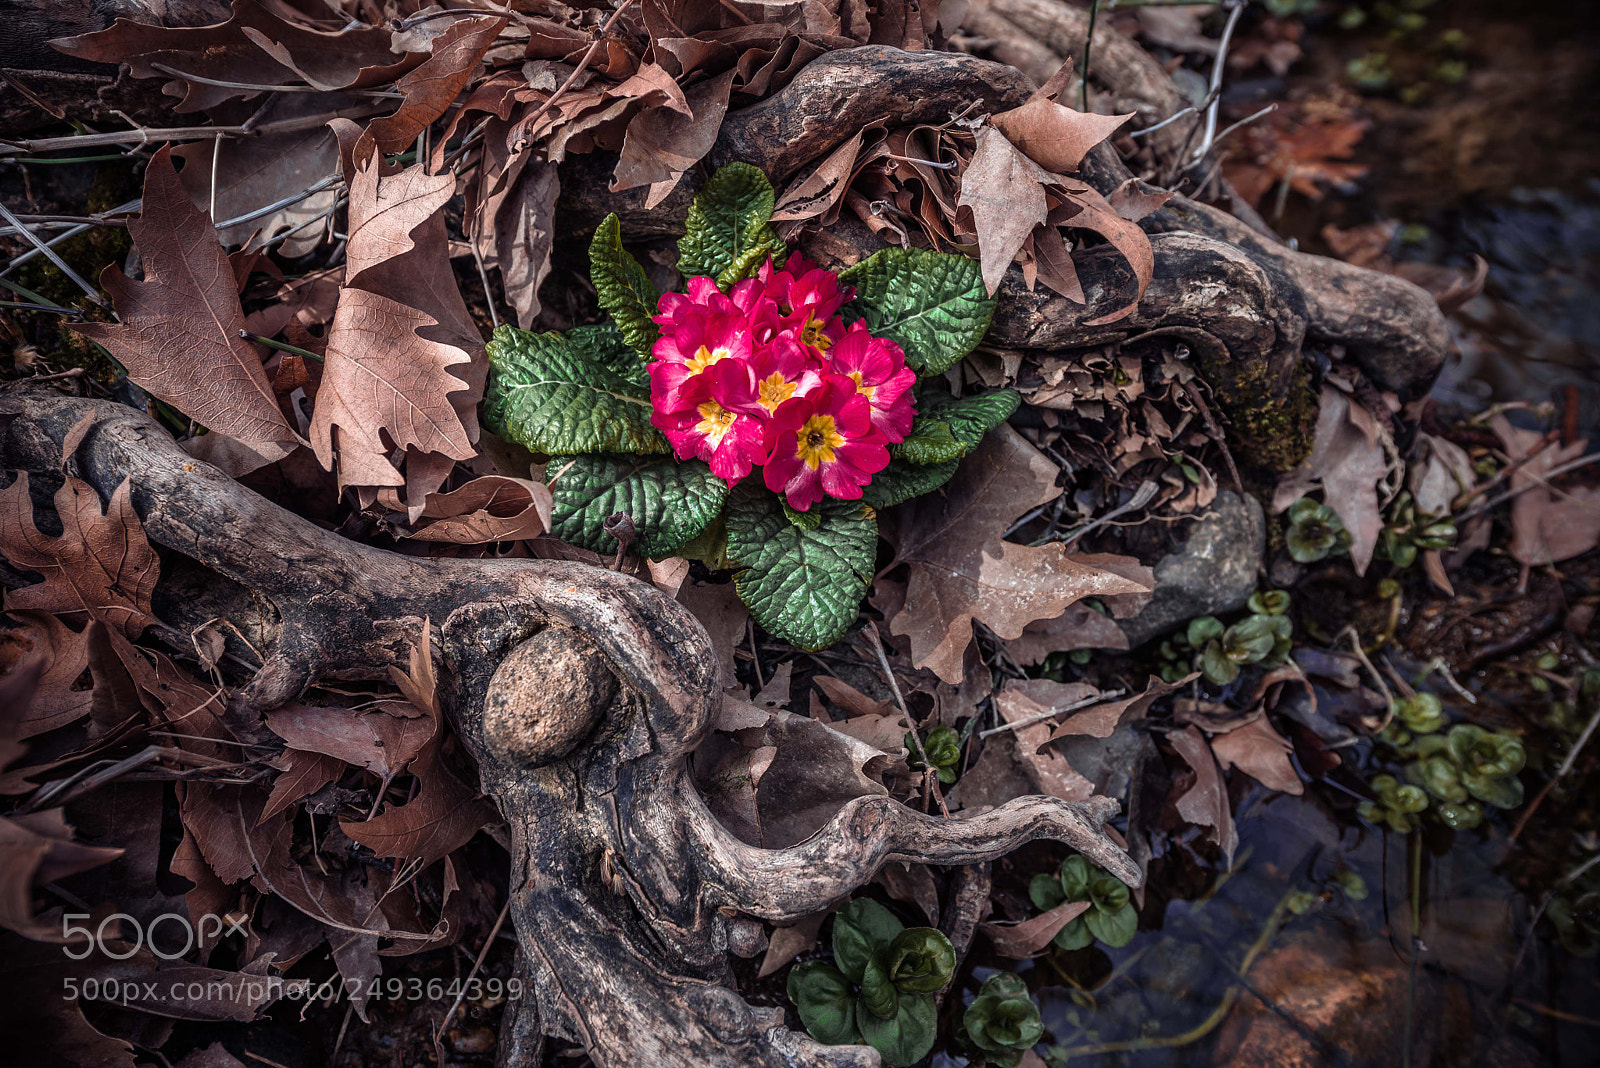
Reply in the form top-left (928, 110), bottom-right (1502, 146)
top-left (1169, 725), bottom-right (1238, 866)
top-left (1273, 386), bottom-right (1389, 574)
top-left (988, 66), bottom-right (1133, 175)
top-left (888, 425), bottom-right (1152, 684)
top-left (362, 16), bottom-right (508, 157)
top-left (959, 126), bottom-right (1052, 295)
top-left (407, 475), bottom-right (553, 544)
top-left (74, 147), bottom-right (301, 472)
top-left (0, 808), bottom-right (124, 940)
top-left (1208, 714), bottom-right (1303, 795)
top-left (995, 680), bottom-right (1101, 803)
top-left (1, 613), bottom-right (91, 741)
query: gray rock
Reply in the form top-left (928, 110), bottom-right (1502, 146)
top-left (1118, 491), bottom-right (1265, 648)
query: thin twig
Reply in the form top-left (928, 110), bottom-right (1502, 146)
top-left (0, 110), bottom-right (379, 154)
top-left (1456, 453), bottom-right (1600, 524)
top-left (148, 62), bottom-right (403, 98)
top-left (1508, 694), bottom-right (1600, 843)
top-left (1210, 102), bottom-right (1277, 148)
top-left (241, 330), bottom-right (324, 362)
top-left (1190, 0), bottom-right (1247, 162)
top-left (1080, 0), bottom-right (1101, 112)
top-left (864, 623), bottom-right (949, 818)
top-left (434, 898), bottom-right (511, 1053)
top-left (213, 173), bottom-right (343, 232)
top-left (1045, 481), bottom-right (1160, 547)
top-left (1340, 626), bottom-right (1394, 728)
top-left (977, 690), bottom-right (1124, 738)
top-left (0, 300), bottom-right (85, 316)
top-left (0, 202), bottom-right (107, 307)
top-left (1183, 378), bottom-right (1244, 497)
top-left (516, 0), bottom-right (638, 143)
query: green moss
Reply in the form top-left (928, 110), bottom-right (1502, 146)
top-left (1192, 350), bottom-right (1316, 474)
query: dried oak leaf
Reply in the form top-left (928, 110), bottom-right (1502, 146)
top-left (2, 612), bottom-right (91, 741)
top-left (1208, 714), bottom-right (1303, 795)
top-left (958, 126), bottom-right (1053, 295)
top-left (264, 701), bottom-right (433, 780)
top-left (988, 66), bottom-right (1133, 176)
top-left (0, 472), bottom-right (159, 640)
top-left (1170, 724), bottom-right (1238, 865)
top-left (888, 425), bottom-right (1151, 684)
top-left (310, 143), bottom-right (484, 499)
top-left (74, 147), bottom-right (300, 471)
top-left (51, 0), bottom-right (419, 113)
top-left (1491, 415), bottom-right (1600, 566)
top-left (363, 16), bottom-right (508, 157)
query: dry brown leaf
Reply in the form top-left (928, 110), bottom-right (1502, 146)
top-left (988, 65), bottom-right (1133, 175)
top-left (1274, 387), bottom-right (1388, 574)
top-left (75, 147), bottom-right (300, 470)
top-left (1054, 179), bottom-right (1156, 326)
top-left (812, 676), bottom-right (894, 718)
top-left (980, 899), bottom-right (1091, 958)
top-left (758, 910), bottom-right (829, 978)
top-left (1004, 603), bottom-right (1129, 663)
top-left (888, 425), bottom-right (1151, 683)
top-left (407, 475), bottom-right (552, 544)
top-left (612, 68), bottom-right (737, 207)
top-left (3, 612), bottom-right (91, 741)
top-left (0, 808), bottom-right (124, 940)
top-left (363, 16), bottom-right (507, 157)
top-left (474, 151), bottom-right (559, 329)
top-left (0, 473), bottom-right (159, 640)
top-left (772, 128), bottom-right (867, 222)
top-left (1491, 415), bottom-right (1600, 566)
top-left (1047, 674), bottom-right (1197, 742)
top-left (51, 0), bottom-right (419, 112)
top-left (264, 702), bottom-right (433, 780)
top-left (958, 127), bottom-right (1052, 295)
top-left (995, 680), bottom-right (1099, 802)
top-left (1209, 714), bottom-right (1303, 795)
top-left (261, 749), bottom-right (345, 822)
top-left (339, 735), bottom-right (492, 867)
top-left (1170, 724), bottom-right (1237, 865)
top-left (310, 148), bottom-right (483, 499)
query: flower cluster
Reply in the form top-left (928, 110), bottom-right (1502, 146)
top-left (648, 254), bottom-right (915, 511)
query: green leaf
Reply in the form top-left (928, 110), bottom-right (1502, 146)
top-left (839, 248), bottom-right (996, 375)
top-left (677, 163), bottom-right (781, 283)
top-left (1186, 616), bottom-right (1225, 648)
top-left (483, 325), bottom-right (667, 456)
top-left (725, 484), bottom-right (878, 651)
top-left (894, 385), bottom-right (1021, 464)
top-left (857, 991), bottom-right (938, 1068)
top-left (548, 454), bottom-right (727, 557)
top-left (885, 928), bottom-right (956, 993)
top-left (1052, 915), bottom-right (1094, 951)
top-left (567, 320), bottom-right (647, 391)
top-left (782, 498), bottom-right (821, 530)
top-left (832, 899), bottom-right (904, 984)
top-left (1198, 640), bottom-right (1240, 685)
top-left (1029, 873), bottom-right (1066, 911)
top-left (860, 458), bottom-right (959, 511)
top-left (1088, 875), bottom-right (1130, 916)
top-left (787, 962), bottom-right (860, 1046)
top-left (859, 953), bottom-right (898, 1020)
top-left (1084, 900), bottom-right (1138, 947)
top-left (1058, 855), bottom-right (1093, 902)
top-left (717, 232), bottom-right (786, 290)
top-left (589, 214), bottom-right (660, 360)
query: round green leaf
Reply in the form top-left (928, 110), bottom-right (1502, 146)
top-left (1084, 900), bottom-right (1138, 947)
top-left (886, 928), bottom-right (956, 993)
top-left (787, 961), bottom-right (860, 1046)
top-left (856, 990), bottom-right (938, 1067)
top-left (832, 899), bottom-right (904, 984)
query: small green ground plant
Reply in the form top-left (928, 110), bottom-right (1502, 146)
top-left (960, 973), bottom-right (1044, 1067)
top-left (1030, 854), bottom-right (1139, 950)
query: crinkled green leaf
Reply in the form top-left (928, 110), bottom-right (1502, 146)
top-left (726, 484), bottom-right (878, 651)
top-left (860, 458), bottom-right (959, 511)
top-left (548, 454), bottom-right (726, 557)
top-left (787, 961), bottom-right (860, 1046)
top-left (567, 320), bottom-right (646, 391)
top-left (1084, 900), bottom-right (1138, 947)
top-left (894, 385), bottom-right (1020, 463)
top-left (1088, 875), bottom-right (1130, 915)
top-left (856, 991), bottom-right (938, 1068)
top-left (859, 953), bottom-right (898, 1020)
top-left (718, 231), bottom-right (786, 289)
top-left (840, 248), bottom-right (995, 375)
top-left (678, 163), bottom-right (781, 282)
top-left (782, 498), bottom-right (821, 530)
top-left (831, 898), bottom-right (904, 984)
top-left (589, 214), bottom-right (659, 360)
top-left (1058, 855), bottom-right (1093, 901)
top-left (885, 928), bottom-right (956, 993)
top-left (484, 326), bottom-right (666, 456)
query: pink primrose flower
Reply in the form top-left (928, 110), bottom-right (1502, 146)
top-left (761, 375), bottom-right (890, 511)
top-left (827, 320), bottom-right (916, 442)
top-left (652, 359), bottom-right (767, 483)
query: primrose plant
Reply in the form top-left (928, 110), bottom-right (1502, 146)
top-left (483, 163), bottom-right (1017, 649)
top-left (1030, 854), bottom-right (1138, 950)
top-left (787, 899), bottom-right (957, 1066)
top-left (961, 973), bottom-right (1044, 1067)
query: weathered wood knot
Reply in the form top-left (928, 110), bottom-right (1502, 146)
top-left (481, 626), bottom-right (618, 766)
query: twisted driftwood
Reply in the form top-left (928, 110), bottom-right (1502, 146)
top-left (0, 388), bottom-right (1137, 1067)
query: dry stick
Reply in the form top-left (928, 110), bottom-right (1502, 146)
top-left (147, 61), bottom-right (404, 98)
top-left (977, 689), bottom-right (1125, 738)
top-left (0, 202), bottom-right (107, 307)
top-left (1079, 0), bottom-right (1101, 112)
top-left (864, 623), bottom-right (950, 818)
top-left (434, 898), bottom-right (512, 1052)
top-left (1051, 480), bottom-right (1159, 547)
top-left (1183, 379), bottom-right (1244, 497)
top-left (0, 110), bottom-right (379, 154)
top-left (1190, 0), bottom-right (1247, 164)
top-left (215, 173), bottom-right (344, 231)
top-left (1508, 694), bottom-right (1600, 844)
top-left (1453, 432), bottom-right (1556, 510)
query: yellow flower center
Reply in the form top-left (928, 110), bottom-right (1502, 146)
top-left (795, 414), bottom-right (845, 470)
top-left (686, 345), bottom-right (731, 374)
top-left (694, 401), bottom-right (737, 446)
top-left (846, 371), bottom-right (876, 401)
top-left (799, 312), bottom-right (832, 353)
top-left (758, 372), bottom-right (798, 414)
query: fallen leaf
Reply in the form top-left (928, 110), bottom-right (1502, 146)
top-left (888, 425), bottom-right (1151, 684)
top-left (1170, 724), bottom-right (1238, 865)
top-left (758, 910), bottom-right (829, 978)
top-left (980, 899), bottom-right (1092, 958)
top-left (995, 680), bottom-right (1101, 802)
top-left (363, 16), bottom-right (507, 157)
top-left (1047, 674), bottom-right (1197, 742)
top-left (3, 612), bottom-right (91, 740)
top-left (261, 748), bottom-right (346, 822)
top-left (264, 702), bottom-right (433, 779)
top-left (1490, 415), bottom-right (1600, 566)
top-left (1209, 715), bottom-right (1303, 795)
top-left (958, 126), bottom-right (1051, 295)
top-left (0, 473), bottom-right (159, 639)
top-left (1274, 387), bottom-right (1388, 574)
top-left (0, 808), bottom-right (124, 940)
top-left (989, 84), bottom-right (1133, 175)
top-left (474, 152), bottom-right (560, 329)
top-left (813, 676), bottom-right (894, 718)
top-left (612, 68), bottom-right (737, 208)
top-left (407, 475), bottom-right (552, 544)
top-left (74, 147), bottom-right (300, 470)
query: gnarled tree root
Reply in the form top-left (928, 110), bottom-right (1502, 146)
top-left (1, 387), bottom-right (1137, 1067)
